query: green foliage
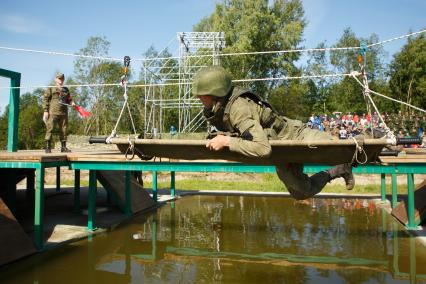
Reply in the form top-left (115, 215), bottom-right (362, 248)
top-left (18, 91), bottom-right (45, 149)
top-left (0, 90), bottom-right (46, 150)
top-left (194, 0), bottom-right (306, 96)
top-left (326, 28), bottom-right (388, 114)
top-left (73, 36), bottom-right (126, 135)
top-left (388, 33), bottom-right (426, 113)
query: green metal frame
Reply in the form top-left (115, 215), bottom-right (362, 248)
top-left (1, 157), bottom-right (424, 250)
top-left (70, 161), bottom-right (426, 231)
top-left (0, 68), bottom-right (21, 152)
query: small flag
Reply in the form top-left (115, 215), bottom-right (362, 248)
top-left (73, 105), bottom-right (90, 117)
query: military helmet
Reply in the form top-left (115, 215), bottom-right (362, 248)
top-left (56, 72), bottom-right (65, 80)
top-left (192, 66), bottom-right (232, 97)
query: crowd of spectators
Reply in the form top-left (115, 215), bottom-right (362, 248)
top-left (306, 111), bottom-right (426, 147)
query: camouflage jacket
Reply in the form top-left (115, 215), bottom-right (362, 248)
top-left (42, 86), bottom-right (72, 116)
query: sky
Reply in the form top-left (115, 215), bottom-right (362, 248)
top-left (0, 0), bottom-right (425, 114)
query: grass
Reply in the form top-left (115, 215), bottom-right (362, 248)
top-left (55, 173), bottom-right (393, 195)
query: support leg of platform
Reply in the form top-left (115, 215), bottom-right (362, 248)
top-left (34, 167), bottom-right (45, 250)
top-left (88, 170), bottom-right (97, 231)
top-left (170, 171), bottom-right (175, 197)
top-left (74, 170), bottom-right (80, 213)
top-left (26, 169), bottom-right (35, 197)
top-left (152, 171), bottom-right (158, 202)
top-left (56, 166), bottom-right (60, 192)
top-left (381, 173), bottom-right (386, 202)
top-left (407, 173), bottom-right (416, 230)
top-left (125, 171), bottom-right (132, 217)
top-left (391, 174), bottom-right (398, 208)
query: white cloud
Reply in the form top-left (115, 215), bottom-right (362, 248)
top-left (0, 13), bottom-right (53, 35)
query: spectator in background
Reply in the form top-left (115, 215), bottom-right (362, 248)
top-left (339, 126), bottom-right (348, 140)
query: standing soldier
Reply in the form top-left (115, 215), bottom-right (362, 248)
top-left (42, 73), bottom-right (74, 153)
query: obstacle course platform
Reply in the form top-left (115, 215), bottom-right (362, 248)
top-left (109, 138), bottom-right (389, 165)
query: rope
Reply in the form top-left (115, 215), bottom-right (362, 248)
top-left (350, 71), bottom-right (397, 143)
top-left (350, 136), bottom-right (368, 165)
top-left (124, 137), bottom-right (136, 161)
top-left (0, 73), bottom-right (353, 90)
top-left (0, 45), bottom-right (121, 61)
top-left (350, 73), bottom-right (426, 114)
top-left (1, 29), bottom-right (424, 63)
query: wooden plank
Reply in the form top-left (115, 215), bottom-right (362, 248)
top-left (391, 179), bottom-right (426, 226)
top-left (0, 197), bottom-right (36, 265)
top-left (109, 138), bottom-right (387, 165)
top-left (0, 150), bottom-right (68, 162)
top-left (97, 170), bottom-right (155, 213)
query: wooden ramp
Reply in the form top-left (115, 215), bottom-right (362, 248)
top-left (0, 197), bottom-right (36, 266)
top-left (96, 171), bottom-right (155, 213)
top-left (392, 179), bottom-right (426, 226)
top-left (110, 138), bottom-right (389, 165)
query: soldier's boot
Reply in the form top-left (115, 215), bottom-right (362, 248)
top-left (60, 141), bottom-right (71, 153)
top-left (327, 163), bottom-right (355, 190)
top-left (45, 140), bottom-right (51, 154)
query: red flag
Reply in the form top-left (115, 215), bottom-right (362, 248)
top-left (73, 105), bottom-right (90, 118)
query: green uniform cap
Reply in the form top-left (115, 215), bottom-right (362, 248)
top-left (192, 66), bottom-right (232, 97)
top-left (56, 73), bottom-right (65, 80)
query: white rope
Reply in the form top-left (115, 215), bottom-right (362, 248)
top-left (233, 73), bottom-right (352, 83)
top-left (0, 45), bottom-right (121, 61)
top-left (368, 29), bottom-right (426, 48)
top-left (350, 136), bottom-right (368, 164)
top-left (1, 29), bottom-right (424, 63)
top-left (0, 72), bottom-right (353, 90)
top-left (351, 72), bottom-right (426, 114)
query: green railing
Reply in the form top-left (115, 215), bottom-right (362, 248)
top-left (0, 68), bottom-right (21, 152)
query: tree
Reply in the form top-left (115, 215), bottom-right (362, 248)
top-left (73, 36), bottom-right (125, 135)
top-left (328, 28), bottom-right (387, 114)
top-left (304, 42), bottom-right (331, 114)
top-left (193, 0), bottom-right (306, 96)
top-left (388, 33), bottom-right (426, 114)
top-left (17, 90), bottom-right (45, 149)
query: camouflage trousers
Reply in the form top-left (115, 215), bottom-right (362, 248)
top-left (45, 114), bottom-right (68, 142)
top-left (275, 117), bottom-right (333, 200)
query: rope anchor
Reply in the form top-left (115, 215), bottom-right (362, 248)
top-left (106, 56), bottom-right (139, 145)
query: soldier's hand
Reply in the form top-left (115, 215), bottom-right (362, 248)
top-left (43, 112), bottom-right (49, 123)
top-left (206, 135), bottom-right (230, 151)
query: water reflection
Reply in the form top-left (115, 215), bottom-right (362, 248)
top-left (1, 196), bottom-right (426, 283)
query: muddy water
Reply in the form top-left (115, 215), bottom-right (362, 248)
top-left (1, 195), bottom-right (426, 283)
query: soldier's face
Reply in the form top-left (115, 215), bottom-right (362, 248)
top-left (55, 78), bottom-right (64, 86)
top-left (197, 95), bottom-right (214, 108)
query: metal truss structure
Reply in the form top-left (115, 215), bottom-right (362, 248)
top-left (143, 32), bottom-right (225, 137)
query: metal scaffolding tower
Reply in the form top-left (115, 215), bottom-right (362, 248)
top-left (143, 32), bottom-right (225, 137)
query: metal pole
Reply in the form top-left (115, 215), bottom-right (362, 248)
top-left (170, 171), bottom-right (175, 197)
top-left (152, 171), bottom-right (158, 202)
top-left (88, 170), bottom-right (97, 231)
top-left (56, 166), bottom-right (61, 192)
top-left (34, 167), bottom-right (45, 250)
top-left (391, 173), bottom-right (398, 208)
top-left (407, 173), bottom-right (416, 229)
top-left (74, 170), bottom-right (80, 213)
top-left (381, 173), bottom-right (386, 202)
top-left (7, 73), bottom-right (21, 152)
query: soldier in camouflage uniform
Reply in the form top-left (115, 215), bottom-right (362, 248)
top-left (42, 73), bottom-right (74, 153)
top-left (193, 66), bottom-right (354, 200)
